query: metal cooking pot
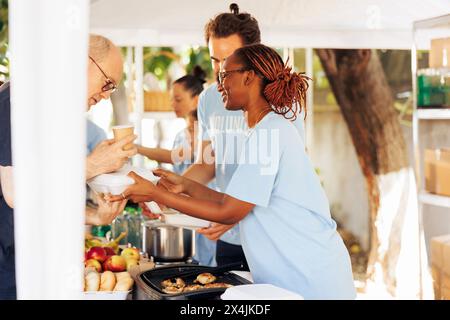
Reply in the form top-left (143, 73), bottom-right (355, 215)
top-left (142, 220), bottom-right (195, 262)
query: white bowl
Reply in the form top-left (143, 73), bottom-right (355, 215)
top-left (87, 165), bottom-right (159, 196)
top-left (117, 164), bottom-right (160, 184)
top-left (162, 211), bottom-right (210, 229)
top-left (83, 290), bottom-right (131, 300)
top-left (87, 173), bottom-right (134, 196)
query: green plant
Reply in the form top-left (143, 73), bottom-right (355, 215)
top-left (0, 0), bottom-right (8, 81)
top-left (143, 47), bottom-right (177, 80)
top-left (184, 46), bottom-right (212, 79)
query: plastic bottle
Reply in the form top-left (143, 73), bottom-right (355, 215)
top-left (126, 207), bottom-right (144, 249)
top-left (112, 209), bottom-right (129, 245)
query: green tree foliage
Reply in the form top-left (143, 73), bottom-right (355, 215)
top-left (0, 0), bottom-right (8, 80)
top-left (185, 46), bottom-right (212, 79)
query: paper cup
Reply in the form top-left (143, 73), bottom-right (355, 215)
top-left (112, 125), bottom-right (134, 150)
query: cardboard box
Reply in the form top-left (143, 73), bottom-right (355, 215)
top-left (431, 265), bottom-right (441, 299)
top-left (430, 37), bottom-right (450, 68)
top-left (431, 234), bottom-right (450, 270)
top-left (424, 149), bottom-right (450, 197)
top-left (430, 235), bottom-right (450, 299)
top-left (442, 286), bottom-right (450, 300)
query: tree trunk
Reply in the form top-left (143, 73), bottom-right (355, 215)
top-left (315, 49), bottom-right (425, 297)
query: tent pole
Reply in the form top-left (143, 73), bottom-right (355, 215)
top-left (305, 47), bottom-right (314, 152)
top-left (126, 46), bottom-right (133, 115)
top-left (133, 45), bottom-right (144, 167)
top-left (9, 0), bottom-right (88, 299)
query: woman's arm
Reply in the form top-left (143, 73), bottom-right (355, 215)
top-left (154, 169), bottom-right (223, 202)
top-left (108, 171), bottom-right (254, 225)
top-left (137, 145), bottom-right (193, 165)
top-left (154, 189), bottom-right (253, 225)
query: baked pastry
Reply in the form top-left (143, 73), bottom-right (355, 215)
top-left (194, 273), bottom-right (216, 285)
top-left (114, 276), bottom-right (134, 291)
top-left (84, 270), bottom-right (100, 291)
top-left (204, 282), bottom-right (233, 289)
top-left (182, 284), bottom-right (204, 292)
top-left (99, 271), bottom-right (116, 291)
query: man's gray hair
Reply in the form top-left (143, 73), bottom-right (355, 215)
top-left (89, 34), bottom-right (114, 62)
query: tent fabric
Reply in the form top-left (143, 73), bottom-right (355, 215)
top-left (90, 0), bottom-right (450, 49)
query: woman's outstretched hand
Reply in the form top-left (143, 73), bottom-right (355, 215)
top-left (153, 169), bottom-right (188, 194)
top-left (107, 171), bottom-right (157, 203)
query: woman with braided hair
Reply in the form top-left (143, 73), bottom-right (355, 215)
top-left (108, 44), bottom-right (356, 299)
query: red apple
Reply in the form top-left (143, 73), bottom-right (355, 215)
top-left (86, 247), bottom-right (107, 263)
top-left (85, 259), bottom-right (102, 273)
top-left (120, 247), bottom-right (140, 261)
top-left (104, 247), bottom-right (116, 257)
top-left (102, 255), bottom-right (126, 272)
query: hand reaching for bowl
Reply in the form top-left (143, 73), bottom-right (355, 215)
top-left (153, 169), bottom-right (188, 194)
top-left (86, 193), bottom-right (127, 226)
top-left (106, 171), bottom-right (158, 204)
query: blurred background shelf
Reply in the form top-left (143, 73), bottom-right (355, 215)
top-left (419, 191), bottom-right (450, 208)
top-left (417, 108), bottom-right (450, 119)
top-left (130, 111), bottom-right (176, 121)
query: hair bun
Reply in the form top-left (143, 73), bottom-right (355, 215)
top-left (192, 65), bottom-right (207, 84)
top-left (230, 3), bottom-right (239, 15)
top-left (276, 68), bottom-right (293, 82)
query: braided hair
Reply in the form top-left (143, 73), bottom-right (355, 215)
top-left (233, 44), bottom-right (310, 121)
top-left (173, 65), bottom-right (207, 97)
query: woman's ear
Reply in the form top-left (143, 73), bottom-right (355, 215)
top-left (244, 70), bottom-right (255, 86)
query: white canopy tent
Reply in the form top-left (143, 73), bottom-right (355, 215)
top-left (8, 0), bottom-right (449, 299)
top-left (90, 0), bottom-right (450, 49)
top-left (90, 0), bottom-right (450, 153)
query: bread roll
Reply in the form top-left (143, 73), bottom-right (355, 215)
top-left (84, 270), bottom-right (100, 291)
top-left (100, 271), bottom-right (116, 291)
top-left (114, 277), bottom-right (134, 291)
top-left (115, 271), bottom-right (132, 281)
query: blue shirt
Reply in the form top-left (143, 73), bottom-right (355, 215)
top-left (225, 112), bottom-right (356, 299)
top-left (0, 82), bottom-right (16, 299)
top-left (172, 128), bottom-right (194, 176)
top-left (197, 83), bottom-right (305, 245)
top-left (87, 119), bottom-right (107, 155)
top-left (172, 128), bottom-right (217, 266)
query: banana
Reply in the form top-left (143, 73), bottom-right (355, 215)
top-left (102, 232), bottom-right (127, 254)
top-left (85, 238), bottom-right (104, 250)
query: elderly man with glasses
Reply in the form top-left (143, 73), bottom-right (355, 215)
top-left (0, 34), bottom-right (135, 299)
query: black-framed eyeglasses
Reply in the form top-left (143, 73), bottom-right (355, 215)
top-left (218, 68), bottom-right (248, 84)
top-left (89, 56), bottom-right (118, 93)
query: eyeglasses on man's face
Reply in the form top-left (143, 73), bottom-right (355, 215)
top-left (218, 68), bottom-right (248, 84)
top-left (89, 56), bottom-right (118, 93)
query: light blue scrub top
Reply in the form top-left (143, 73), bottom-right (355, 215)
top-left (224, 112), bottom-right (356, 299)
top-left (87, 119), bottom-right (106, 155)
top-left (172, 128), bottom-right (217, 267)
top-left (197, 83), bottom-right (305, 245)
